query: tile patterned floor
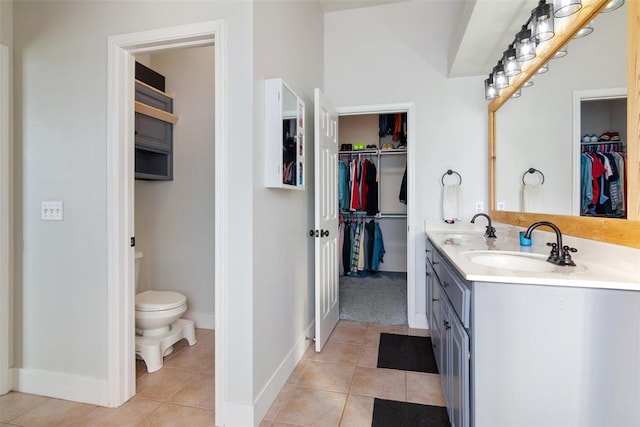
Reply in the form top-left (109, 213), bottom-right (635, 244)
top-left (0, 328), bottom-right (214, 427)
top-left (260, 321), bottom-right (445, 427)
top-left (0, 323), bottom-right (443, 427)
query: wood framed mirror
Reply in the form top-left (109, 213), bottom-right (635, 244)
top-left (488, 0), bottom-right (639, 248)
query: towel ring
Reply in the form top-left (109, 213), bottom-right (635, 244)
top-left (521, 168), bottom-right (545, 185)
top-left (441, 169), bottom-right (462, 186)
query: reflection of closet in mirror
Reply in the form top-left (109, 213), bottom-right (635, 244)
top-left (575, 90), bottom-right (627, 218)
top-left (265, 78), bottom-right (305, 190)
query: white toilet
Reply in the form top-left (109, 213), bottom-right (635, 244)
top-left (135, 252), bottom-right (196, 373)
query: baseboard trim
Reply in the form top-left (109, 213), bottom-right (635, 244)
top-left (224, 400), bottom-right (255, 426)
top-left (413, 312), bottom-right (428, 330)
top-left (184, 310), bottom-right (215, 330)
top-left (253, 320), bottom-right (314, 424)
top-left (15, 368), bottom-right (108, 406)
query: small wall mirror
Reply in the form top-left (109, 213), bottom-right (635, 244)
top-left (265, 78), bottom-right (305, 190)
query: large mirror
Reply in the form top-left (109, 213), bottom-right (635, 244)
top-left (489, 0), bottom-right (640, 248)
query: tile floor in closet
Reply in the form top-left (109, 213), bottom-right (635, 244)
top-left (0, 322), bottom-right (444, 427)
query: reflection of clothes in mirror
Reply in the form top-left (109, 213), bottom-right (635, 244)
top-left (580, 147), bottom-right (625, 217)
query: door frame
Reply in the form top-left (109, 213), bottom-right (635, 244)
top-left (106, 20), bottom-right (226, 424)
top-left (571, 87), bottom-right (627, 215)
top-left (335, 103), bottom-right (417, 328)
top-left (0, 43), bottom-right (13, 395)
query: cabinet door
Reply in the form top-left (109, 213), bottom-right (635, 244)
top-left (425, 255), bottom-right (433, 329)
top-left (450, 314), bottom-right (470, 427)
top-left (440, 297), bottom-right (452, 413)
top-left (431, 280), bottom-right (442, 371)
top-left (135, 113), bottom-right (173, 152)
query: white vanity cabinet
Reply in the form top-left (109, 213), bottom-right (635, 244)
top-left (264, 78), bottom-right (305, 190)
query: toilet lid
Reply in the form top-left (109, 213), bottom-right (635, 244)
top-left (135, 290), bottom-right (186, 311)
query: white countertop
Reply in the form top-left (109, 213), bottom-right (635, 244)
top-left (424, 219), bottom-right (640, 291)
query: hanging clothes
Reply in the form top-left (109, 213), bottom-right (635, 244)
top-left (339, 216), bottom-right (385, 276)
top-left (365, 160), bottom-right (379, 216)
top-left (580, 144), bottom-right (626, 217)
top-left (399, 165), bottom-right (407, 204)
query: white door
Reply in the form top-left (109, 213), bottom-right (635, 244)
top-left (314, 88), bottom-right (339, 352)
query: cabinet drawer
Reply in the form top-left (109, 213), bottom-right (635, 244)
top-left (135, 82), bottom-right (173, 112)
top-left (135, 113), bottom-right (173, 152)
top-left (426, 239), bottom-right (442, 277)
top-left (439, 259), bottom-right (470, 328)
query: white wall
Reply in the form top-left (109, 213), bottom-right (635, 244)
top-left (496, 5), bottom-right (627, 214)
top-left (13, 0), bottom-right (255, 409)
top-left (252, 0), bottom-right (323, 423)
top-left (135, 46), bottom-right (215, 329)
top-left (0, 0), bottom-right (12, 48)
top-left (325, 1), bottom-right (487, 323)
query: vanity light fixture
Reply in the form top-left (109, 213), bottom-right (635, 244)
top-left (573, 20), bottom-right (594, 38)
top-left (553, 0), bottom-right (582, 18)
top-left (601, 0), bottom-right (624, 12)
top-left (515, 25), bottom-right (537, 62)
top-left (532, 1), bottom-right (555, 43)
top-left (523, 78), bottom-right (534, 88)
top-left (511, 88), bottom-right (522, 98)
top-left (484, 75), bottom-right (498, 100)
top-left (537, 62), bottom-right (549, 74)
top-left (493, 62), bottom-right (509, 89)
top-left (502, 45), bottom-right (522, 77)
top-left (553, 44), bottom-right (568, 58)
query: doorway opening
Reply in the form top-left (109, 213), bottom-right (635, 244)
top-left (335, 104), bottom-right (416, 329)
top-left (132, 45), bottom-right (215, 384)
top-left (106, 21), bottom-right (226, 425)
top-left (572, 88), bottom-right (627, 218)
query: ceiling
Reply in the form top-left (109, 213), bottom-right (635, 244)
top-left (447, 0), bottom-right (538, 77)
top-left (317, 0), bottom-right (537, 78)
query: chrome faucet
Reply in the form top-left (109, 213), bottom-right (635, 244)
top-left (524, 221), bottom-right (577, 266)
top-left (471, 213), bottom-right (496, 238)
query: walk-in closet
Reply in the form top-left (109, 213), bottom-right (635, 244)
top-left (579, 96), bottom-right (627, 219)
top-left (337, 112), bottom-right (408, 326)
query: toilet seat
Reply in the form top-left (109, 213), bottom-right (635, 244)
top-left (135, 290), bottom-right (186, 312)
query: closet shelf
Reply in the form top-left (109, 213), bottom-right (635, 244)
top-left (339, 210), bottom-right (407, 219)
top-left (135, 101), bottom-right (179, 125)
top-left (339, 148), bottom-right (406, 156)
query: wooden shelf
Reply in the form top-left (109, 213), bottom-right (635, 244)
top-left (135, 101), bottom-right (179, 125)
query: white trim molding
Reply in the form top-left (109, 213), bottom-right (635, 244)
top-left (0, 43), bottom-right (14, 395)
top-left (15, 368), bottom-right (108, 405)
top-left (253, 321), bottom-right (314, 424)
top-left (107, 21), bottom-right (227, 426)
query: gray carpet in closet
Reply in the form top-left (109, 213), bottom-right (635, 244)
top-left (339, 271), bottom-right (407, 326)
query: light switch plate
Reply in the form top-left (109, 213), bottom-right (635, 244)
top-left (41, 201), bottom-right (64, 221)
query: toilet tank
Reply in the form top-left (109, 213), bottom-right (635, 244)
top-left (135, 252), bottom-right (143, 290)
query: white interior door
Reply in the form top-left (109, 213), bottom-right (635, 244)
top-left (314, 88), bottom-right (339, 352)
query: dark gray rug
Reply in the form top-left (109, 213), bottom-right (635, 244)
top-left (372, 398), bottom-right (450, 427)
top-left (377, 333), bottom-right (438, 374)
top-left (339, 271), bottom-right (407, 325)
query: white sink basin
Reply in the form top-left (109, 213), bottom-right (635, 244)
top-left (461, 250), bottom-right (556, 273)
